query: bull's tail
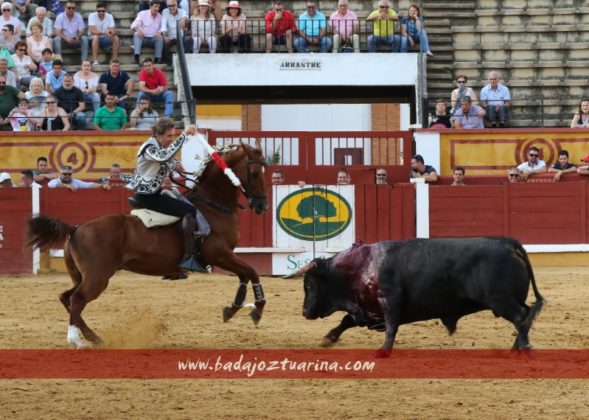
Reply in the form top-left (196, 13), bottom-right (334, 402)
top-left (26, 215), bottom-right (76, 252)
top-left (513, 241), bottom-right (544, 329)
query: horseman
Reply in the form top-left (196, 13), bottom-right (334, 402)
top-left (126, 117), bottom-right (208, 273)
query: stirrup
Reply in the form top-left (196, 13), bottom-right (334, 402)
top-left (179, 255), bottom-right (208, 273)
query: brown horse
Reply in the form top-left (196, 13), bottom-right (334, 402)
top-left (26, 143), bottom-right (268, 348)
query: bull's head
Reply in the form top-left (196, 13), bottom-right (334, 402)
top-left (284, 259), bottom-right (339, 320)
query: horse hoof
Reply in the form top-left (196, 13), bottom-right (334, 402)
top-left (249, 309), bottom-right (262, 325)
top-left (223, 306), bottom-right (236, 322)
top-left (320, 336), bottom-right (337, 347)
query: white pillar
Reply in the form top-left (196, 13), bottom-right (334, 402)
top-left (31, 184), bottom-right (40, 274)
top-left (410, 178), bottom-right (430, 238)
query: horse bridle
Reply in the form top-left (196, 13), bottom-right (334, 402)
top-left (240, 158), bottom-right (268, 203)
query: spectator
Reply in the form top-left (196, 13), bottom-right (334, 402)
top-left (131, 0), bottom-right (163, 64)
top-left (98, 163), bottom-right (131, 186)
top-left (0, 73), bottom-right (24, 131)
top-left (450, 75), bottom-right (478, 115)
top-left (219, 1), bottom-right (251, 53)
top-left (26, 6), bottom-right (54, 38)
top-left (129, 95), bottom-right (159, 129)
top-left (92, 92), bottom-right (128, 130)
top-left (6, 97), bottom-right (32, 130)
top-left (265, 1), bottom-right (295, 53)
top-left (98, 59), bottom-right (133, 110)
top-left (0, 23), bottom-right (18, 53)
top-left (14, 0), bottom-right (37, 26)
top-left (507, 167), bottom-right (521, 183)
top-left (191, 0), bottom-right (217, 54)
top-left (429, 98), bottom-right (452, 128)
top-left (367, 0), bottom-right (400, 53)
top-left (32, 155), bottom-right (57, 185)
top-left (336, 168), bottom-right (351, 185)
top-left (44, 58), bottom-right (64, 93)
top-left (26, 20), bottom-right (52, 63)
top-left (0, 3), bottom-right (22, 36)
top-left (400, 4), bottom-right (432, 56)
top-left (24, 76), bottom-right (48, 123)
top-left (410, 154), bottom-right (438, 183)
top-left (11, 40), bottom-right (36, 88)
top-left (54, 73), bottom-right (86, 129)
top-left (329, 0), bottom-right (359, 53)
top-left (452, 96), bottom-right (485, 129)
top-left (0, 171), bottom-right (13, 187)
top-left (271, 169), bottom-right (284, 185)
top-left (73, 60), bottom-right (100, 114)
top-left (480, 70), bottom-right (511, 128)
top-left (37, 48), bottom-right (53, 78)
top-left (0, 56), bottom-right (16, 87)
top-left (35, 94), bottom-right (70, 131)
top-left (570, 98), bottom-right (589, 128)
top-left (516, 146), bottom-right (546, 180)
top-left (48, 164), bottom-right (110, 190)
top-left (548, 150), bottom-right (576, 182)
top-left (451, 167), bottom-right (465, 186)
top-left (577, 153), bottom-right (589, 176)
top-left (161, 0), bottom-right (189, 64)
top-left (375, 168), bottom-right (388, 184)
top-left (88, 2), bottom-right (120, 66)
top-left (294, 1), bottom-right (331, 53)
top-left (19, 169), bottom-right (41, 187)
top-left (137, 56), bottom-right (174, 118)
top-left (53, 1), bottom-right (88, 62)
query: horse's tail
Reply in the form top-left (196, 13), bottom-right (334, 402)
top-left (26, 215), bottom-right (76, 252)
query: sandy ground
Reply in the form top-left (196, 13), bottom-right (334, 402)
top-left (0, 267), bottom-right (588, 419)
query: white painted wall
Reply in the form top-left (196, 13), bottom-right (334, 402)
top-left (262, 104), bottom-right (371, 131)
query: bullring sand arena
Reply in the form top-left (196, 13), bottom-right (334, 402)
top-left (1, 267), bottom-right (589, 419)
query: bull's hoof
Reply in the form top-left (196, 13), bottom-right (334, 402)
top-left (223, 306), bottom-right (238, 322)
top-left (249, 308), bottom-right (262, 325)
top-left (374, 348), bottom-right (392, 358)
top-left (320, 336), bottom-right (338, 347)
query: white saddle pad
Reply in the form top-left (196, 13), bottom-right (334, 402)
top-left (131, 209), bottom-right (181, 228)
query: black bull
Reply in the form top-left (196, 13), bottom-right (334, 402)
top-left (286, 237), bottom-right (544, 357)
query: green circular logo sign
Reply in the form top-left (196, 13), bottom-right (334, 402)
top-left (276, 188), bottom-right (352, 241)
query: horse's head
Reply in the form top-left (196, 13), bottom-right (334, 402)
top-left (231, 144), bottom-right (269, 214)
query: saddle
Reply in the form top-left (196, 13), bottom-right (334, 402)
top-left (128, 193), bottom-right (181, 228)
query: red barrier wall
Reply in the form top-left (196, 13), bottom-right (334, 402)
top-left (0, 188), bottom-right (33, 274)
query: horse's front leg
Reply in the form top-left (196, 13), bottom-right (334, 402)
top-left (222, 280), bottom-right (247, 322)
top-left (250, 282), bottom-right (266, 325)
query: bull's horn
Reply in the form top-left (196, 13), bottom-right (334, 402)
top-left (283, 261), bottom-right (317, 279)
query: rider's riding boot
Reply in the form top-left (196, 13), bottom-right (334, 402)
top-left (179, 213), bottom-right (208, 273)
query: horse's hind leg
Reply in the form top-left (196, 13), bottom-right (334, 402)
top-left (60, 250), bottom-right (83, 313)
top-left (67, 275), bottom-right (110, 348)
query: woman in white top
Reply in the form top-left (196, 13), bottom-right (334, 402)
top-left (26, 21), bottom-right (52, 63)
top-left (450, 74), bottom-right (478, 115)
top-left (191, 0), bottom-right (217, 53)
top-left (25, 77), bottom-right (49, 126)
top-left (570, 99), bottom-right (589, 128)
top-left (73, 60), bottom-right (101, 112)
top-left (219, 1), bottom-right (251, 53)
top-left (11, 40), bottom-right (37, 88)
top-left (129, 96), bottom-right (159, 130)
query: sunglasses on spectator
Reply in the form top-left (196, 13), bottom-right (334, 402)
top-left (97, 9), bottom-right (105, 12)
top-left (379, 6), bottom-right (389, 9)
top-left (376, 173), bottom-right (387, 177)
top-left (61, 173), bottom-right (73, 176)
top-left (529, 153), bottom-right (538, 157)
top-left (18, 48), bottom-right (26, 51)
top-left (1, 28), bottom-right (9, 31)
top-left (2, 9), bottom-right (10, 12)
top-left (0, 82), bottom-right (6, 85)
top-left (307, 6), bottom-right (316, 9)
top-left (457, 80), bottom-right (466, 84)
top-left (67, 6), bottom-right (76, 9)
top-left (46, 101), bottom-right (57, 104)
top-left (509, 174), bottom-right (518, 178)
top-left (275, 8), bottom-right (283, 11)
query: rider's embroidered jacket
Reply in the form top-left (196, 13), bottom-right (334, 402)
top-left (126, 133), bottom-right (186, 194)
